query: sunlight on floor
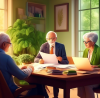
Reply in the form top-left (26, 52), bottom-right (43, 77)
top-left (47, 86), bottom-right (100, 98)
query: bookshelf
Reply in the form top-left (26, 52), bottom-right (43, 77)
top-left (26, 2), bottom-right (46, 32)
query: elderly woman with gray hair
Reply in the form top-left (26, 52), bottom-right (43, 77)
top-left (78, 32), bottom-right (100, 98)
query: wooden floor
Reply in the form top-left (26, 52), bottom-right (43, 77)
top-left (47, 86), bottom-right (100, 98)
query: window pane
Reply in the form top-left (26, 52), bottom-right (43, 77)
top-left (91, 0), bottom-right (99, 8)
top-left (81, 10), bottom-right (90, 30)
top-left (0, 10), bottom-right (4, 30)
top-left (81, 0), bottom-right (90, 10)
top-left (79, 52), bottom-right (83, 57)
top-left (78, 11), bottom-right (81, 30)
top-left (78, 32), bottom-right (81, 51)
top-left (0, 0), bottom-right (4, 9)
top-left (91, 9), bottom-right (99, 30)
top-left (92, 31), bottom-right (99, 46)
top-left (78, 0), bottom-right (81, 10)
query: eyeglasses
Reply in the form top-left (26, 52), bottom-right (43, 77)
top-left (83, 41), bottom-right (91, 44)
top-left (47, 37), bottom-right (56, 40)
top-left (5, 42), bottom-right (11, 44)
top-left (5, 42), bottom-right (12, 47)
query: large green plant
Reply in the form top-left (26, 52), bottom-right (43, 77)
top-left (6, 19), bottom-right (46, 56)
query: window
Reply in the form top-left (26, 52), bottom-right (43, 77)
top-left (0, 0), bottom-right (8, 33)
top-left (78, 0), bottom-right (100, 57)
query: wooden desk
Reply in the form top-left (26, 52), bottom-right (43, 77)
top-left (25, 69), bottom-right (100, 98)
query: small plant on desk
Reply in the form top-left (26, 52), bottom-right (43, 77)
top-left (18, 54), bottom-right (34, 65)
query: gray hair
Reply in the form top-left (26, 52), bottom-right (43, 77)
top-left (83, 32), bottom-right (98, 43)
top-left (46, 31), bottom-right (57, 38)
top-left (0, 32), bottom-right (10, 46)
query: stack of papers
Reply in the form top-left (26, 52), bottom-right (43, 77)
top-left (32, 52), bottom-right (77, 72)
top-left (32, 63), bottom-right (76, 72)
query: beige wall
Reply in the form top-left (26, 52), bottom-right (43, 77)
top-left (48, 0), bottom-right (72, 56)
top-left (12, 0), bottom-right (49, 32)
top-left (12, 0), bottom-right (73, 56)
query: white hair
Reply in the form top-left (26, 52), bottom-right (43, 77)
top-left (46, 31), bottom-right (57, 38)
top-left (83, 32), bottom-right (98, 43)
top-left (0, 32), bottom-right (10, 46)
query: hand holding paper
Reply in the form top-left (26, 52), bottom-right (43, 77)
top-left (57, 56), bottom-right (62, 62)
top-left (39, 59), bottom-right (44, 64)
top-left (39, 51), bottom-right (58, 64)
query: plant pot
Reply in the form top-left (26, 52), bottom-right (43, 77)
top-left (22, 62), bottom-right (32, 66)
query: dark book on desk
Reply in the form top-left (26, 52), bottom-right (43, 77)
top-left (47, 69), bottom-right (63, 75)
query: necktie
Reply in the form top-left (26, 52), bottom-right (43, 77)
top-left (50, 46), bottom-right (54, 54)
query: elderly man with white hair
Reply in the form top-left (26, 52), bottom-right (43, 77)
top-left (0, 32), bottom-right (48, 98)
top-left (78, 32), bottom-right (100, 98)
top-left (34, 31), bottom-right (69, 98)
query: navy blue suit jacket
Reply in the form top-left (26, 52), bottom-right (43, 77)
top-left (34, 42), bottom-right (69, 64)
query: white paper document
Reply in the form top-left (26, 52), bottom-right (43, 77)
top-left (56, 64), bottom-right (76, 69)
top-left (32, 63), bottom-right (77, 72)
top-left (39, 51), bottom-right (58, 64)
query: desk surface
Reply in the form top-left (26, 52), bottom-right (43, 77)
top-left (24, 67), bottom-right (100, 98)
top-left (25, 68), bottom-right (100, 88)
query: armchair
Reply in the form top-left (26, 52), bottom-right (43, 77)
top-left (0, 71), bottom-right (44, 98)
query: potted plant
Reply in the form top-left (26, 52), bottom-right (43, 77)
top-left (11, 55), bottom-right (20, 65)
top-left (6, 19), bottom-right (46, 57)
top-left (18, 54), bottom-right (34, 65)
top-left (7, 18), bottom-right (46, 86)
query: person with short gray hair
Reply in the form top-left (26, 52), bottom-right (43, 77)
top-left (34, 31), bottom-right (69, 98)
top-left (78, 32), bottom-right (100, 98)
top-left (46, 31), bottom-right (57, 38)
top-left (0, 33), bottom-right (10, 46)
top-left (83, 32), bottom-right (98, 44)
top-left (0, 32), bottom-right (48, 98)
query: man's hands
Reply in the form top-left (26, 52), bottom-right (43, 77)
top-left (57, 56), bottom-right (62, 62)
top-left (20, 65), bottom-right (34, 72)
top-left (28, 65), bottom-right (34, 72)
top-left (39, 59), bottom-right (44, 64)
top-left (39, 56), bottom-right (62, 64)
top-left (20, 65), bottom-right (27, 69)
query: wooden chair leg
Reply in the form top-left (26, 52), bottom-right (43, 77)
top-left (45, 86), bottom-right (50, 93)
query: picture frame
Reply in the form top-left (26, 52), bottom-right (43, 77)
top-left (54, 3), bottom-right (69, 32)
top-left (18, 8), bottom-right (25, 15)
top-left (17, 8), bottom-right (27, 19)
top-left (26, 2), bottom-right (44, 17)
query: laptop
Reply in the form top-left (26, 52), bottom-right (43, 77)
top-left (72, 57), bottom-right (93, 71)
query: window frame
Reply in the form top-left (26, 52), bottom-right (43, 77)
top-left (74, 0), bottom-right (100, 57)
top-left (0, 0), bottom-right (8, 32)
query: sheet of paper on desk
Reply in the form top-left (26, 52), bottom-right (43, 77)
top-left (56, 64), bottom-right (77, 69)
top-left (32, 63), bottom-right (77, 72)
top-left (39, 51), bottom-right (58, 64)
top-left (32, 63), bottom-right (55, 72)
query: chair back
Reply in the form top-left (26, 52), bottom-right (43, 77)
top-left (0, 71), bottom-right (14, 98)
top-left (67, 56), bottom-right (74, 64)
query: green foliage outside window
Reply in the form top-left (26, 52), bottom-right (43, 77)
top-left (78, 0), bottom-right (99, 57)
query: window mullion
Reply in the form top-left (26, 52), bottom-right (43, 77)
top-left (90, 0), bottom-right (91, 31)
top-left (80, 0), bottom-right (81, 56)
top-left (99, 0), bottom-right (100, 46)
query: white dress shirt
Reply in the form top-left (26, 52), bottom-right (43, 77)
top-left (88, 50), bottom-right (93, 61)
